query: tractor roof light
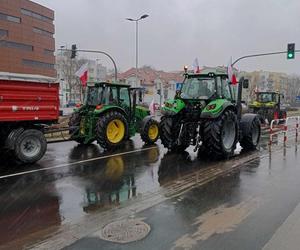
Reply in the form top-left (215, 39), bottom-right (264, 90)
top-left (184, 65), bottom-right (188, 73)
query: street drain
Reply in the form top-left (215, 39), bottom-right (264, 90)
top-left (99, 219), bottom-right (151, 243)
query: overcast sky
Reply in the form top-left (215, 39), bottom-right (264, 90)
top-left (34, 0), bottom-right (300, 74)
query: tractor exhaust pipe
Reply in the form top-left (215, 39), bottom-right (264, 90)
top-left (237, 77), bottom-right (249, 120)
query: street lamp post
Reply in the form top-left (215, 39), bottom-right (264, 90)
top-left (126, 14), bottom-right (149, 87)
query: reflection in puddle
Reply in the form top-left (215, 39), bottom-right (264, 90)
top-left (0, 178), bottom-right (61, 247)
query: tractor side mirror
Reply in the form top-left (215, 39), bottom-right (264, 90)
top-left (243, 79), bottom-right (249, 89)
top-left (139, 91), bottom-right (143, 102)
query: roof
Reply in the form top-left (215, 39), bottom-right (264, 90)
top-left (0, 72), bottom-right (57, 83)
top-left (118, 67), bottom-right (183, 84)
top-left (187, 67), bottom-right (228, 76)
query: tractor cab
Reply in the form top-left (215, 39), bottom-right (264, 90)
top-left (84, 82), bottom-right (131, 111)
top-left (180, 70), bottom-right (235, 102)
top-left (254, 92), bottom-right (283, 105)
top-left (163, 68), bottom-right (241, 120)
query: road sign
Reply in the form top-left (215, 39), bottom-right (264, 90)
top-left (295, 96), bottom-right (300, 103)
top-left (176, 82), bottom-right (182, 90)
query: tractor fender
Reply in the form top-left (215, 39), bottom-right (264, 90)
top-left (201, 100), bottom-right (236, 119)
top-left (140, 115), bottom-right (155, 132)
top-left (94, 106), bottom-right (128, 118)
top-left (239, 113), bottom-right (260, 138)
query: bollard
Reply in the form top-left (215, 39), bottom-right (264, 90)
top-left (284, 123), bottom-right (288, 147)
top-left (269, 125), bottom-right (273, 146)
top-left (296, 116), bottom-right (299, 143)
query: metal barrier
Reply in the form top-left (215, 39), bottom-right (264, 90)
top-left (269, 116), bottom-right (299, 147)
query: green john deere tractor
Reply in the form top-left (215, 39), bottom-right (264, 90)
top-left (69, 82), bottom-right (159, 150)
top-left (248, 91), bottom-right (287, 124)
top-left (159, 68), bottom-right (261, 159)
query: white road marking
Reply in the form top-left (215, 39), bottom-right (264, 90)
top-left (0, 146), bottom-right (158, 180)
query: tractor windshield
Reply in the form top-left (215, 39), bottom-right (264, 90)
top-left (257, 93), bottom-right (275, 103)
top-left (181, 78), bottom-right (215, 99)
top-left (84, 86), bottom-right (105, 105)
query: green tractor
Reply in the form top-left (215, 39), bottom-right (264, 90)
top-left (248, 91), bottom-right (287, 124)
top-left (68, 82), bottom-right (159, 150)
top-left (159, 68), bottom-right (261, 159)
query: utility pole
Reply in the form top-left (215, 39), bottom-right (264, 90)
top-left (126, 14), bottom-right (149, 87)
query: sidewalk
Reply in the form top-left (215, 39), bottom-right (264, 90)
top-left (263, 201), bottom-right (300, 250)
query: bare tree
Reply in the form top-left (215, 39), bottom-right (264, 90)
top-left (57, 51), bottom-right (88, 102)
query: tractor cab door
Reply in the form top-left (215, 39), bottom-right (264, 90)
top-left (119, 87), bottom-right (131, 117)
top-left (103, 86), bottom-right (131, 116)
top-left (218, 76), bottom-right (235, 101)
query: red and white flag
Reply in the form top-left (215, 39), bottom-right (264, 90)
top-left (75, 63), bottom-right (89, 87)
top-left (193, 58), bottom-right (200, 73)
top-left (227, 58), bottom-right (238, 85)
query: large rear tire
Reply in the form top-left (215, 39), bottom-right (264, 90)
top-left (240, 116), bottom-right (261, 150)
top-left (14, 129), bottom-right (47, 164)
top-left (68, 112), bottom-right (86, 144)
top-left (96, 111), bottom-right (129, 150)
top-left (140, 118), bottom-right (159, 145)
top-left (202, 109), bottom-right (238, 159)
top-left (160, 116), bottom-right (189, 152)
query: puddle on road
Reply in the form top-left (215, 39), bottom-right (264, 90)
top-left (172, 198), bottom-right (259, 250)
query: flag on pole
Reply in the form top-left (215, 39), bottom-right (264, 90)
top-left (192, 58), bottom-right (200, 73)
top-left (227, 58), bottom-right (238, 85)
top-left (75, 63), bottom-right (89, 87)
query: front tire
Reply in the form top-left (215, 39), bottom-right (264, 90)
top-left (14, 129), bottom-right (47, 164)
top-left (96, 111), bottom-right (129, 150)
top-left (160, 116), bottom-right (189, 152)
top-left (202, 109), bottom-right (238, 159)
top-left (141, 119), bottom-right (159, 144)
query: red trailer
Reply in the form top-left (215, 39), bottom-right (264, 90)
top-left (0, 72), bottom-right (59, 164)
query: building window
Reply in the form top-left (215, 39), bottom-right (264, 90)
top-left (33, 27), bottom-right (53, 37)
top-left (21, 8), bottom-right (53, 22)
top-left (0, 12), bottom-right (21, 23)
top-left (44, 49), bottom-right (54, 55)
top-left (0, 29), bottom-right (8, 37)
top-left (23, 59), bottom-right (54, 69)
top-left (0, 40), bottom-right (33, 51)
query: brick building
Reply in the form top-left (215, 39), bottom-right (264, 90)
top-left (0, 0), bottom-right (55, 77)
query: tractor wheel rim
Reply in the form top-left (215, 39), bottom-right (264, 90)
top-left (21, 137), bottom-right (41, 158)
top-left (252, 124), bottom-right (259, 145)
top-left (148, 124), bottom-right (159, 140)
top-left (222, 120), bottom-right (236, 150)
top-left (106, 119), bottom-right (125, 144)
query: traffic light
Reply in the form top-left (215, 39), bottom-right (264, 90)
top-left (157, 89), bottom-right (161, 95)
top-left (287, 43), bottom-right (295, 59)
top-left (71, 44), bottom-right (77, 59)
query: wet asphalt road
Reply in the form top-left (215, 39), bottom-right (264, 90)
top-left (0, 133), bottom-right (298, 249)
